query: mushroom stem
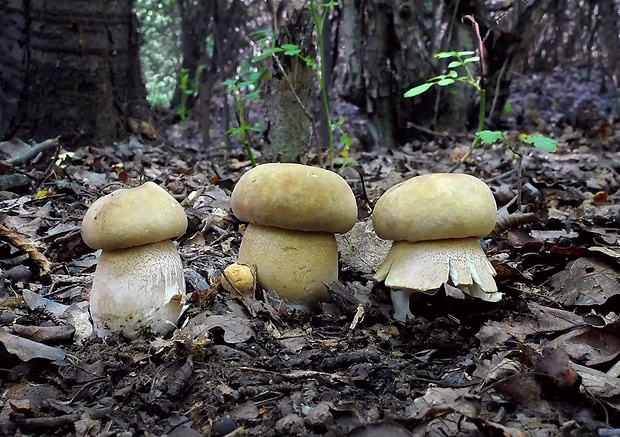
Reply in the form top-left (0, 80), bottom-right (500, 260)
top-left (390, 289), bottom-right (415, 322)
top-left (238, 224), bottom-right (336, 309)
top-left (90, 240), bottom-right (185, 339)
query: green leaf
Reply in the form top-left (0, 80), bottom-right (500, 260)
top-left (404, 82), bottom-right (434, 97)
top-left (523, 135), bottom-right (558, 152)
top-left (281, 44), bottom-right (301, 56)
top-left (436, 78), bottom-right (455, 86)
top-left (336, 116), bottom-right (345, 126)
top-left (340, 132), bottom-right (353, 148)
top-left (447, 70), bottom-right (459, 78)
top-left (503, 102), bottom-right (512, 114)
top-left (435, 51), bottom-right (459, 59)
top-left (302, 56), bottom-right (317, 69)
top-left (476, 130), bottom-right (505, 145)
top-left (447, 60), bottom-right (463, 69)
top-left (463, 56), bottom-right (480, 64)
top-left (222, 78), bottom-right (237, 87)
top-left (456, 50), bottom-right (475, 56)
top-left (227, 127), bottom-right (243, 136)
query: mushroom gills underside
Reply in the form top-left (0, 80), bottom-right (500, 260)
top-left (374, 238), bottom-right (501, 301)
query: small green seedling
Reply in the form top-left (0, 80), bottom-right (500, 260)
top-left (176, 66), bottom-right (203, 127)
top-left (404, 51), bottom-right (481, 98)
top-left (476, 130), bottom-right (558, 208)
top-left (404, 48), bottom-right (557, 167)
top-left (476, 130), bottom-right (557, 153)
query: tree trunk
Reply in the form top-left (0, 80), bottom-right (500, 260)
top-left (595, 0), bottom-right (620, 87)
top-left (263, 7), bottom-right (315, 162)
top-left (340, 0), bottom-right (437, 149)
top-left (1, 0), bottom-right (149, 146)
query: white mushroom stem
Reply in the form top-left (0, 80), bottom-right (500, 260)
top-left (90, 239), bottom-right (185, 339)
top-left (374, 237), bottom-right (501, 322)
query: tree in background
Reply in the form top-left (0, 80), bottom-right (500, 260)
top-left (1, 0), bottom-right (150, 146)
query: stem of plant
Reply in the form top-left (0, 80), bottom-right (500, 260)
top-left (235, 95), bottom-right (257, 167)
top-left (310, 0), bottom-right (335, 170)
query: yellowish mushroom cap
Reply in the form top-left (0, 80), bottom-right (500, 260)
top-left (82, 182), bottom-right (188, 250)
top-left (231, 163), bottom-right (357, 233)
top-left (372, 173), bottom-right (496, 243)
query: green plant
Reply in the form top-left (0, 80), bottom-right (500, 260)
top-left (476, 130), bottom-right (557, 207)
top-left (176, 66), bottom-right (203, 126)
top-left (403, 16), bottom-right (556, 169)
top-left (222, 63), bottom-right (261, 167)
top-left (223, 1), bottom-right (351, 169)
top-left (404, 50), bottom-right (487, 158)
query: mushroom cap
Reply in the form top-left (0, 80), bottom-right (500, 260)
top-left (221, 263), bottom-right (256, 298)
top-left (372, 173), bottom-right (496, 242)
top-left (231, 163), bottom-right (357, 233)
top-left (82, 182), bottom-right (188, 250)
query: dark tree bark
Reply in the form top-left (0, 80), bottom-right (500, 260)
top-left (595, 0), bottom-right (620, 87)
top-left (340, 0), bottom-right (437, 149)
top-left (263, 7), bottom-right (315, 162)
top-left (0, 0), bottom-right (150, 146)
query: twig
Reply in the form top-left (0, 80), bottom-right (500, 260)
top-left (0, 224), bottom-right (52, 276)
top-left (6, 137), bottom-right (59, 166)
top-left (355, 167), bottom-right (374, 211)
top-left (487, 58), bottom-right (509, 124)
top-left (407, 122), bottom-right (470, 138)
top-left (238, 366), bottom-right (350, 384)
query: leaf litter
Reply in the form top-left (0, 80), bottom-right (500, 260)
top-left (0, 67), bottom-right (620, 436)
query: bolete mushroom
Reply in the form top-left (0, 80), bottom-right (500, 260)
top-left (82, 182), bottom-right (188, 339)
top-left (372, 173), bottom-right (500, 321)
top-left (231, 163), bottom-right (357, 309)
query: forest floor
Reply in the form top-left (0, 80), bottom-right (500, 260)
top-left (1, 66), bottom-right (620, 437)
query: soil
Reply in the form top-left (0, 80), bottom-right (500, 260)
top-left (1, 66), bottom-right (620, 437)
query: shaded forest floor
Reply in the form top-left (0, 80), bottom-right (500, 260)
top-left (1, 66), bottom-right (620, 436)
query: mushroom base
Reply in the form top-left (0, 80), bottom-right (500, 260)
top-left (374, 238), bottom-right (501, 321)
top-left (90, 239), bottom-right (185, 339)
top-left (238, 224), bottom-right (337, 309)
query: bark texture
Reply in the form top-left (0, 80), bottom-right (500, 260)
top-left (263, 7), bottom-right (315, 162)
top-left (340, 0), bottom-right (436, 148)
top-left (0, 0), bottom-right (149, 145)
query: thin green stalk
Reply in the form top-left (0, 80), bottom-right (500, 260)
top-left (310, 0), bottom-right (335, 170)
top-left (235, 96), bottom-right (257, 167)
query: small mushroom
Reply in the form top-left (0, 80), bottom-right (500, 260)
top-left (231, 163), bottom-right (357, 309)
top-left (82, 182), bottom-right (188, 339)
top-left (221, 263), bottom-right (256, 298)
top-left (372, 173), bottom-right (500, 321)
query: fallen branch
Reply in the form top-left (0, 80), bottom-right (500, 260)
top-left (4, 137), bottom-right (59, 166)
top-left (0, 224), bottom-right (52, 276)
top-left (238, 366), bottom-right (350, 384)
top-left (13, 407), bottom-right (113, 433)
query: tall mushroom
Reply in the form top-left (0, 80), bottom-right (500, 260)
top-left (372, 173), bottom-right (500, 321)
top-left (82, 182), bottom-right (188, 339)
top-left (231, 163), bottom-right (357, 309)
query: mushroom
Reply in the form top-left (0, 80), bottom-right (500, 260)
top-left (82, 182), bottom-right (188, 339)
top-left (372, 173), bottom-right (500, 321)
top-left (231, 163), bottom-right (357, 309)
top-left (221, 263), bottom-right (256, 298)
